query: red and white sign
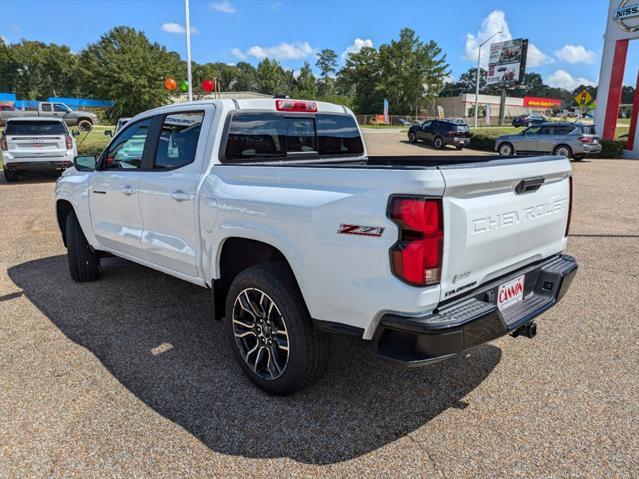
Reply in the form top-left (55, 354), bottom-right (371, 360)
top-left (523, 97), bottom-right (562, 108)
top-left (497, 275), bottom-right (525, 311)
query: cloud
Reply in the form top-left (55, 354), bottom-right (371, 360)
top-left (231, 48), bottom-right (247, 60)
top-left (162, 22), bottom-right (198, 34)
top-left (464, 10), bottom-right (511, 66)
top-left (233, 41), bottom-right (315, 60)
top-left (546, 69), bottom-right (596, 90)
top-left (0, 35), bottom-right (6, 44)
top-left (342, 38), bottom-right (373, 60)
top-left (210, 1), bottom-right (236, 14)
top-left (555, 44), bottom-right (597, 64)
top-left (526, 43), bottom-right (554, 67)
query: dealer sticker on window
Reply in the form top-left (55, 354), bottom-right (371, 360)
top-left (497, 275), bottom-right (525, 311)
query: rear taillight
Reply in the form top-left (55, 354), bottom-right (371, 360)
top-left (388, 196), bottom-right (443, 286)
top-left (275, 99), bottom-right (317, 112)
top-left (1, 135), bottom-right (7, 151)
top-left (65, 135), bottom-right (73, 150)
top-left (578, 136), bottom-right (593, 144)
top-left (565, 176), bottom-right (573, 237)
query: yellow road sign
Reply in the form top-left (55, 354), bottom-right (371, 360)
top-left (575, 89), bottom-right (593, 107)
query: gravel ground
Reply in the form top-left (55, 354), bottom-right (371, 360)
top-left (1, 134), bottom-right (638, 477)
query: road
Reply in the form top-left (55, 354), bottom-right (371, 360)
top-left (1, 133), bottom-right (638, 477)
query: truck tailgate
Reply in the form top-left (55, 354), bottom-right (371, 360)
top-left (439, 157), bottom-right (571, 302)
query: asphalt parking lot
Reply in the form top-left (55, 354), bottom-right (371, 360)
top-left (1, 132), bottom-right (638, 477)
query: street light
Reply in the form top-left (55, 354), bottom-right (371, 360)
top-left (473, 30), bottom-right (502, 129)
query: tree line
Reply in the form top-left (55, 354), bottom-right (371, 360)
top-left (1, 26), bottom-right (632, 120)
top-left (0, 26), bottom-right (450, 119)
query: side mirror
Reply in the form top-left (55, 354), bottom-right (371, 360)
top-left (73, 155), bottom-right (97, 171)
top-left (104, 130), bottom-right (113, 137)
top-left (72, 130), bottom-right (80, 137)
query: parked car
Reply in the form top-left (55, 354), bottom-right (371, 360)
top-left (55, 98), bottom-right (577, 395)
top-left (407, 119), bottom-right (472, 149)
top-left (495, 123), bottom-right (601, 160)
top-left (512, 114), bottom-right (546, 128)
top-left (0, 102), bottom-right (98, 131)
top-left (2, 117), bottom-right (79, 182)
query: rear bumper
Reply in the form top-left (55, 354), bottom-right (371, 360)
top-left (3, 160), bottom-right (73, 171)
top-left (446, 137), bottom-right (471, 146)
top-left (374, 254), bottom-right (578, 366)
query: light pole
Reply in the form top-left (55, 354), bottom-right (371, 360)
top-left (185, 0), bottom-right (193, 102)
top-left (473, 31), bottom-right (502, 128)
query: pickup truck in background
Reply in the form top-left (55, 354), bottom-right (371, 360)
top-left (0, 102), bottom-right (98, 131)
top-left (54, 98), bottom-right (577, 395)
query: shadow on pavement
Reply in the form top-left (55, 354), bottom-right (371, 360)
top-left (9, 255), bottom-right (501, 464)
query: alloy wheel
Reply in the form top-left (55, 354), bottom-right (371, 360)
top-left (232, 288), bottom-right (290, 380)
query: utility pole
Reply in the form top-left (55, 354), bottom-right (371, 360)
top-left (473, 30), bottom-right (502, 129)
top-left (185, 0), bottom-right (193, 102)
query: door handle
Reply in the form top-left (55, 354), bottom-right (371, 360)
top-left (122, 186), bottom-right (137, 196)
top-left (171, 190), bottom-right (191, 202)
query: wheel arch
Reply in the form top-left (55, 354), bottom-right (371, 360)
top-left (212, 237), bottom-right (305, 321)
top-left (56, 199), bottom-right (75, 247)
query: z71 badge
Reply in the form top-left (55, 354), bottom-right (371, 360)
top-left (337, 224), bottom-right (385, 237)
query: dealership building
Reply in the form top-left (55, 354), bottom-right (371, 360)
top-left (437, 93), bottom-right (561, 121)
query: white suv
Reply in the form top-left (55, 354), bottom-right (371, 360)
top-left (2, 117), bottom-right (78, 182)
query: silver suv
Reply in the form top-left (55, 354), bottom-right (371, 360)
top-left (495, 123), bottom-right (602, 161)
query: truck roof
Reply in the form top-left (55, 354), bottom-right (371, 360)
top-left (5, 116), bottom-right (66, 122)
top-left (143, 98), bottom-right (351, 116)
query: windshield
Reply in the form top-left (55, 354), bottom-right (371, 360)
top-left (5, 120), bottom-right (67, 136)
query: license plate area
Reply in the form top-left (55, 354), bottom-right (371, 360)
top-left (497, 274), bottom-right (525, 312)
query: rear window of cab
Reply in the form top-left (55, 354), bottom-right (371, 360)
top-left (5, 120), bottom-right (68, 136)
top-left (223, 112), bottom-right (364, 162)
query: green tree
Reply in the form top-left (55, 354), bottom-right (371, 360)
top-left (232, 62), bottom-right (258, 91)
top-left (339, 46), bottom-right (383, 114)
top-left (316, 48), bottom-right (338, 97)
top-left (255, 58), bottom-right (287, 95)
top-left (291, 62), bottom-right (317, 99)
top-left (78, 26), bottom-right (184, 119)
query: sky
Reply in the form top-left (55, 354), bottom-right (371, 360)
top-left (1, 0), bottom-right (638, 90)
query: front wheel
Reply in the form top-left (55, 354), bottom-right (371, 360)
top-left (225, 263), bottom-right (329, 395)
top-left (498, 142), bottom-right (514, 156)
top-left (408, 131), bottom-right (417, 143)
top-left (66, 211), bottom-right (100, 282)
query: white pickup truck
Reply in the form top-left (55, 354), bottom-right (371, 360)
top-left (54, 99), bottom-right (577, 395)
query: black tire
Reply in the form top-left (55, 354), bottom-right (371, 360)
top-left (433, 136), bottom-right (444, 149)
top-left (225, 263), bottom-right (329, 395)
top-left (77, 119), bottom-right (93, 131)
top-left (3, 169), bottom-right (18, 182)
top-left (66, 211), bottom-right (100, 282)
top-left (498, 142), bottom-right (514, 156)
top-left (408, 131), bottom-right (417, 143)
top-left (553, 144), bottom-right (572, 158)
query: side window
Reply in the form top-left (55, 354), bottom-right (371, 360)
top-left (154, 111), bottom-right (204, 169)
top-left (556, 126), bottom-right (576, 135)
top-left (104, 118), bottom-right (152, 170)
top-left (41, 103), bottom-right (52, 112)
top-left (54, 104), bottom-right (68, 112)
top-left (524, 126), bottom-right (541, 135)
top-left (422, 121), bottom-right (431, 129)
top-left (538, 126), bottom-right (553, 135)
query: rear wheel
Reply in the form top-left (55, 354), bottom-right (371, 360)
top-left (66, 211), bottom-right (100, 282)
top-left (498, 142), bottom-right (514, 156)
top-left (408, 131), bottom-right (417, 143)
top-left (553, 144), bottom-right (572, 158)
top-left (78, 119), bottom-right (93, 131)
top-left (3, 169), bottom-right (18, 182)
top-left (225, 263), bottom-right (329, 395)
top-left (433, 136), bottom-right (444, 149)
